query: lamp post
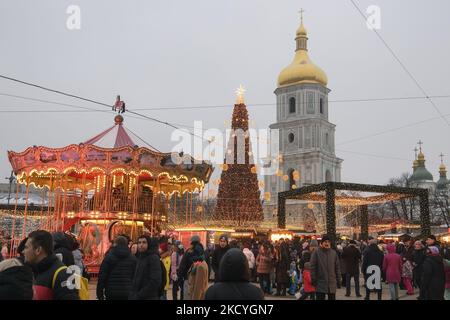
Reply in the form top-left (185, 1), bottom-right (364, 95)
top-left (5, 171), bottom-right (16, 206)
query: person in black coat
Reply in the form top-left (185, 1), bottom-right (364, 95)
top-left (361, 241), bottom-right (384, 300)
top-left (178, 235), bottom-right (202, 299)
top-left (24, 230), bottom-right (79, 300)
top-left (412, 240), bottom-right (426, 298)
top-left (420, 246), bottom-right (445, 300)
top-left (212, 235), bottom-right (230, 282)
top-left (97, 236), bottom-right (137, 300)
top-left (275, 241), bottom-right (290, 296)
top-left (342, 240), bottom-right (362, 297)
top-left (205, 248), bottom-right (264, 300)
top-left (129, 235), bottom-right (161, 300)
top-left (52, 232), bottom-right (75, 267)
top-left (0, 258), bottom-right (33, 300)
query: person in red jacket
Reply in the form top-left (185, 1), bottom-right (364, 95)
top-left (383, 243), bottom-right (402, 300)
top-left (298, 262), bottom-right (316, 300)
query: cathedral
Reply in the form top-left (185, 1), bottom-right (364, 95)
top-left (410, 144), bottom-right (449, 196)
top-left (263, 15), bottom-right (343, 225)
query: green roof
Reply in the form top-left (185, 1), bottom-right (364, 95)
top-left (436, 176), bottom-right (449, 190)
top-left (411, 167), bottom-right (433, 182)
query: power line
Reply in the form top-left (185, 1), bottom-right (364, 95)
top-left (349, 0), bottom-right (450, 127)
top-left (130, 95), bottom-right (450, 111)
top-left (1, 76), bottom-right (448, 164)
top-left (1, 91), bottom-right (449, 142)
top-left (336, 149), bottom-right (409, 161)
top-left (0, 76), bottom-right (204, 140)
top-left (2, 91), bottom-right (450, 112)
top-left (0, 75), bottom-right (112, 109)
top-left (0, 92), bottom-right (110, 113)
top-left (125, 127), bottom-right (161, 153)
top-left (336, 148), bottom-right (441, 167)
top-left (336, 112), bottom-right (450, 146)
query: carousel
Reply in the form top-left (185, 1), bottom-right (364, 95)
top-left (7, 111), bottom-right (213, 268)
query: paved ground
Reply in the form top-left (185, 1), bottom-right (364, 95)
top-left (88, 275), bottom-right (419, 300)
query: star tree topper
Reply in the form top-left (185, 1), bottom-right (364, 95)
top-left (235, 85), bottom-right (246, 104)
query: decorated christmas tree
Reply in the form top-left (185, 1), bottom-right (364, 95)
top-left (214, 86), bottom-right (263, 225)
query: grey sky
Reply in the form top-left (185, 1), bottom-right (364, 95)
top-left (0, 0), bottom-right (449, 188)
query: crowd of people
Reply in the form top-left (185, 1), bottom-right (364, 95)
top-left (0, 230), bottom-right (449, 300)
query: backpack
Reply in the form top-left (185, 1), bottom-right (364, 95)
top-left (52, 266), bottom-right (89, 300)
top-left (159, 260), bottom-right (167, 297)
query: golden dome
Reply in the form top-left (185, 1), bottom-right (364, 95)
top-left (278, 20), bottom-right (328, 87)
top-left (439, 163), bottom-right (447, 172)
top-left (296, 23), bottom-right (307, 36)
top-left (417, 151), bottom-right (425, 161)
top-left (413, 159), bottom-right (419, 168)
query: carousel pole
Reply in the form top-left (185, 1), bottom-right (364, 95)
top-left (21, 177), bottom-right (30, 240)
top-left (185, 190), bottom-right (188, 225)
top-left (39, 186), bottom-right (45, 230)
top-left (173, 190), bottom-right (177, 226)
top-left (62, 174), bottom-right (68, 232)
top-left (46, 174), bottom-right (53, 232)
top-left (9, 181), bottom-right (20, 257)
top-left (150, 177), bottom-right (157, 236)
top-left (132, 175), bottom-right (139, 241)
top-left (189, 192), bottom-right (192, 225)
top-left (105, 173), bottom-right (111, 216)
top-left (52, 176), bottom-right (59, 232)
top-left (55, 174), bottom-right (63, 232)
top-left (156, 176), bottom-right (161, 236)
top-left (81, 171), bottom-right (87, 215)
top-left (101, 175), bottom-right (107, 262)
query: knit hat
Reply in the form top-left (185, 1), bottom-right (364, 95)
top-left (190, 235), bottom-right (201, 244)
top-left (219, 234), bottom-right (229, 242)
top-left (427, 235), bottom-right (436, 241)
top-left (427, 246), bottom-right (440, 255)
top-left (321, 235), bottom-right (331, 242)
top-left (310, 239), bottom-right (319, 248)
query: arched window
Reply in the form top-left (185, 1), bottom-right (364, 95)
top-left (289, 97), bottom-right (296, 114)
top-left (320, 98), bottom-right (324, 114)
top-left (325, 170), bottom-right (332, 182)
top-left (307, 92), bottom-right (315, 114)
top-left (288, 133), bottom-right (295, 143)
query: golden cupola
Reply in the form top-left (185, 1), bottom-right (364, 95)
top-left (277, 16), bottom-right (328, 87)
top-left (411, 147), bottom-right (433, 182)
top-left (437, 155), bottom-right (449, 190)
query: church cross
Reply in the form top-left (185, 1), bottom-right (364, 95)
top-left (299, 8), bottom-right (305, 23)
top-left (417, 140), bottom-right (423, 152)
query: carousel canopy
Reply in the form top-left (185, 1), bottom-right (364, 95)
top-left (7, 114), bottom-right (213, 194)
top-left (84, 115), bottom-right (137, 148)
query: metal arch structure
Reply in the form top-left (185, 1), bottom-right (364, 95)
top-left (277, 181), bottom-right (431, 244)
